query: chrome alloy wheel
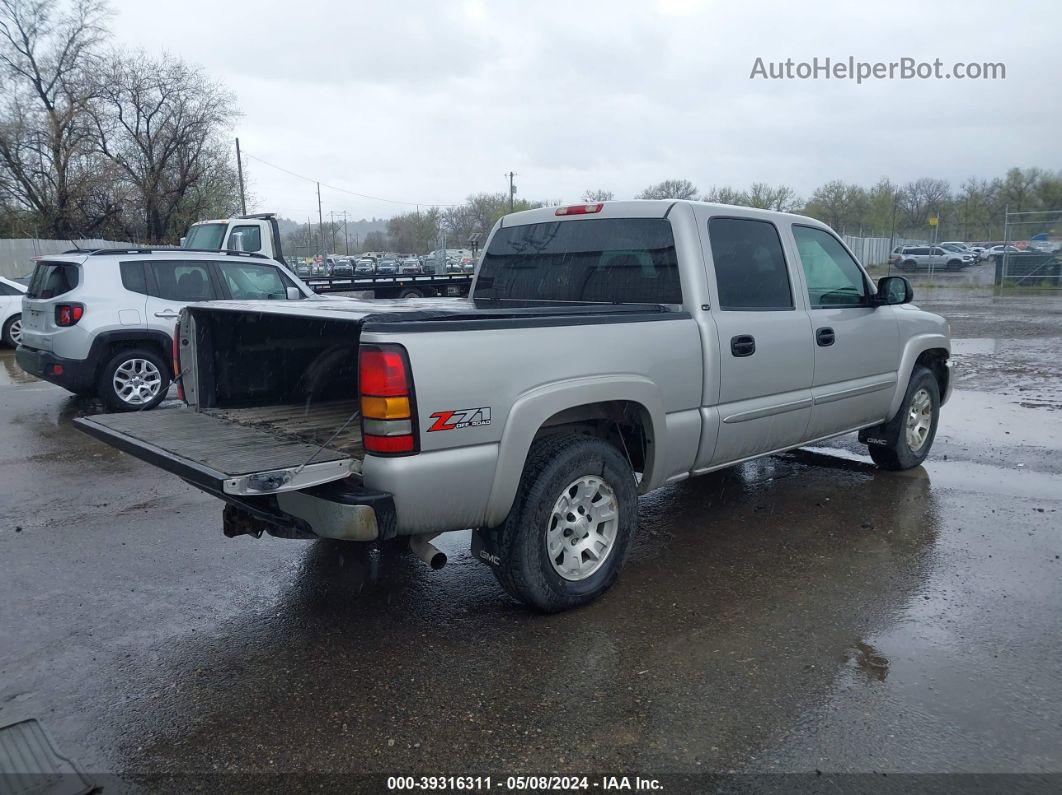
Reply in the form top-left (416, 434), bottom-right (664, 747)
top-left (113, 358), bottom-right (163, 405)
top-left (546, 475), bottom-right (619, 581)
top-left (8, 317), bottom-right (22, 345)
top-left (905, 387), bottom-right (933, 452)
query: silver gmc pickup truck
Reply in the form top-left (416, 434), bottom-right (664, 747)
top-left (75, 200), bottom-right (951, 612)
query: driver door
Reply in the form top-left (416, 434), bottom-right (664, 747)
top-left (790, 224), bottom-right (900, 439)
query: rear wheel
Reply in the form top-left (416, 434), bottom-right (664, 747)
top-left (491, 434), bottom-right (638, 612)
top-left (2, 314), bottom-right (21, 347)
top-left (98, 347), bottom-right (171, 412)
top-left (866, 366), bottom-right (940, 470)
top-left (398, 286), bottom-right (425, 299)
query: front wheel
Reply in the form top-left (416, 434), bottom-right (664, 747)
top-left (491, 434), bottom-right (638, 612)
top-left (865, 366), bottom-right (940, 470)
top-left (97, 347), bottom-right (171, 411)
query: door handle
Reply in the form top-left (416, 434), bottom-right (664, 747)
top-left (154, 311), bottom-right (179, 319)
top-left (816, 327), bottom-right (835, 347)
top-left (730, 334), bottom-right (756, 357)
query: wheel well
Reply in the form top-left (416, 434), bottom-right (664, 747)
top-left (95, 336), bottom-right (173, 380)
top-left (532, 400), bottom-right (652, 476)
top-left (915, 348), bottom-right (949, 397)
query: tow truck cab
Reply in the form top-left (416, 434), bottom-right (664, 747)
top-left (181, 214), bottom-right (285, 262)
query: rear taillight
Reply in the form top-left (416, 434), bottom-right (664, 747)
top-left (55, 304), bottom-right (84, 326)
top-left (172, 321), bottom-right (185, 402)
top-left (359, 344), bottom-right (417, 456)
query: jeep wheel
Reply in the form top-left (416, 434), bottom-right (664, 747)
top-left (491, 434), bottom-right (638, 612)
top-left (866, 365), bottom-right (940, 470)
top-left (2, 313), bottom-right (21, 347)
top-left (98, 347), bottom-right (171, 412)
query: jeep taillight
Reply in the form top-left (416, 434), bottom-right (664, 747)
top-left (359, 344), bottom-right (417, 455)
top-left (55, 304), bottom-right (84, 326)
top-left (172, 321), bottom-right (185, 402)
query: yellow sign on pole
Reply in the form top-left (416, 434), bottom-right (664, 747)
top-left (928, 215), bottom-right (939, 226)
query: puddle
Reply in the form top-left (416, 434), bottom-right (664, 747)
top-left (950, 338), bottom-right (1001, 356)
top-left (0, 350), bottom-right (37, 385)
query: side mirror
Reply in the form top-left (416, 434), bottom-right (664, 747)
top-left (875, 275), bottom-right (913, 305)
top-left (286, 286), bottom-right (302, 300)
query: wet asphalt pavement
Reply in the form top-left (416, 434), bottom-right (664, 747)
top-left (2, 273), bottom-right (1061, 791)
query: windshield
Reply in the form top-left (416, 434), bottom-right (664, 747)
top-left (183, 223), bottom-right (227, 250)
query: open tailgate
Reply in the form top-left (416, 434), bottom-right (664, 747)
top-left (74, 407), bottom-right (355, 496)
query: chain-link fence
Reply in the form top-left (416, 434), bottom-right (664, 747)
top-left (996, 209), bottom-right (1062, 289)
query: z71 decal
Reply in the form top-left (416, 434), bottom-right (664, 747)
top-left (428, 407), bottom-right (492, 432)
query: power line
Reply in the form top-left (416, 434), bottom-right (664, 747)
top-left (242, 151), bottom-right (463, 208)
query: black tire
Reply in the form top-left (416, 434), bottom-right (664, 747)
top-left (947, 259), bottom-right (962, 270)
top-left (900, 260), bottom-right (917, 271)
top-left (491, 434), bottom-right (638, 612)
top-left (866, 366), bottom-right (940, 471)
top-left (398, 287), bottom-right (425, 299)
top-left (97, 347), bottom-right (171, 412)
top-left (2, 313), bottom-right (21, 347)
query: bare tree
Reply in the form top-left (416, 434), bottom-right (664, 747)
top-left (90, 50), bottom-right (237, 242)
top-left (0, 0), bottom-right (110, 236)
top-left (744, 182), bottom-right (801, 212)
top-left (582, 188), bottom-right (613, 202)
top-left (636, 178), bottom-right (697, 200)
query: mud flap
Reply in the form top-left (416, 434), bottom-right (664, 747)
top-left (859, 425), bottom-right (890, 447)
top-left (471, 528), bottom-right (503, 568)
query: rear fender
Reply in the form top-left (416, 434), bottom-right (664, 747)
top-left (483, 375), bottom-right (666, 527)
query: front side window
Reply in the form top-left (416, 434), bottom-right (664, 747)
top-left (792, 225), bottom-right (869, 308)
top-left (475, 218), bottom-right (682, 305)
top-left (226, 225), bottom-right (262, 253)
top-left (707, 217), bottom-right (792, 310)
top-left (216, 262), bottom-right (291, 300)
top-left (148, 261), bottom-right (217, 302)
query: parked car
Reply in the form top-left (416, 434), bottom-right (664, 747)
top-left (376, 257), bottom-right (399, 275)
top-left (400, 257), bottom-right (422, 274)
top-left (896, 246), bottom-right (973, 270)
top-left (940, 242), bottom-right (981, 261)
top-left (332, 257), bottom-right (354, 276)
top-left (16, 250), bottom-right (314, 411)
top-left (985, 245), bottom-right (1022, 261)
top-left (0, 275), bottom-right (27, 347)
top-left (354, 258), bottom-right (377, 275)
top-left (294, 261), bottom-right (312, 277)
top-left (76, 199), bottom-right (950, 612)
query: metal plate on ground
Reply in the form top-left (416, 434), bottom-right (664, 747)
top-left (0, 719), bottom-right (94, 795)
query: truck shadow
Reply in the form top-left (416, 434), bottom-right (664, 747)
top-left (114, 451), bottom-right (941, 777)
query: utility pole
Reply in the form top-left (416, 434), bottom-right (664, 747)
top-left (317, 182), bottom-right (325, 257)
top-left (235, 138), bottom-right (247, 215)
top-left (506, 171), bottom-right (517, 213)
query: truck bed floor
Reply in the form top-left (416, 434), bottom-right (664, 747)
top-left (207, 400), bottom-right (363, 457)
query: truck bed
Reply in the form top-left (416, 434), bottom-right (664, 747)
top-left (75, 405), bottom-right (359, 496)
top-left (208, 400), bottom-right (363, 456)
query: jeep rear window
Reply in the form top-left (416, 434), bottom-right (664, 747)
top-left (27, 262), bottom-right (79, 299)
top-left (475, 218), bottom-right (682, 305)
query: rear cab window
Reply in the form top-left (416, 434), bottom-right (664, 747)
top-left (27, 261), bottom-right (79, 299)
top-left (475, 218), bottom-right (682, 305)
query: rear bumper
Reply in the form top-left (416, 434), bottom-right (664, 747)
top-left (15, 346), bottom-right (95, 393)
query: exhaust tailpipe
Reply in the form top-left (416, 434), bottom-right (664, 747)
top-left (409, 534), bottom-right (447, 570)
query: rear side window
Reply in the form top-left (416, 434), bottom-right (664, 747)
top-left (0, 282), bottom-right (21, 296)
top-left (475, 218), bottom-right (682, 304)
top-left (27, 262), bottom-right (79, 299)
top-left (707, 218), bottom-right (793, 310)
top-left (147, 261), bottom-right (218, 301)
top-left (120, 261), bottom-right (148, 295)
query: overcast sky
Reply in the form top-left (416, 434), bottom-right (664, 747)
top-left (109, 0), bottom-right (1058, 221)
